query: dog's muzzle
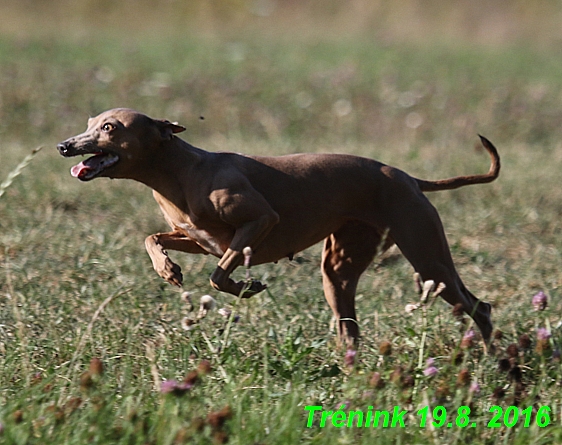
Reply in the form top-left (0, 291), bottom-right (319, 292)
top-left (57, 141), bottom-right (72, 156)
top-left (57, 139), bottom-right (120, 181)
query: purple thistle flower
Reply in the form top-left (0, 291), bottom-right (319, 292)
top-left (461, 329), bottom-right (475, 349)
top-left (469, 381), bottom-right (481, 394)
top-left (336, 400), bottom-right (351, 410)
top-left (160, 380), bottom-right (179, 394)
top-left (181, 382), bottom-right (194, 390)
top-left (344, 349), bottom-right (357, 367)
top-left (423, 358), bottom-right (438, 377)
top-left (532, 291), bottom-right (548, 311)
top-left (423, 366), bottom-right (438, 377)
top-left (160, 379), bottom-right (193, 395)
top-left (537, 327), bottom-right (551, 340)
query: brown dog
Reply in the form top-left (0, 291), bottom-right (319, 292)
top-left (58, 108), bottom-right (500, 345)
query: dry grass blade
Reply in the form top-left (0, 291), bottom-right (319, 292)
top-left (0, 146), bottom-right (43, 199)
top-left (57, 287), bottom-right (131, 404)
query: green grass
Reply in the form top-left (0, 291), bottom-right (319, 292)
top-left (2, 2), bottom-right (562, 444)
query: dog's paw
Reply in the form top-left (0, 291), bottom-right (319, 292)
top-left (157, 259), bottom-right (183, 287)
top-left (209, 271), bottom-right (266, 297)
top-left (239, 279), bottom-right (267, 298)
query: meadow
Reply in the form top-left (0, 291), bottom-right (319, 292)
top-left (1, 1), bottom-right (562, 443)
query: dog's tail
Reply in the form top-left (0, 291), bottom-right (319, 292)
top-left (415, 135), bottom-right (500, 192)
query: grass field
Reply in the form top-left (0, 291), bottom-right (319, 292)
top-left (1, 1), bottom-right (562, 443)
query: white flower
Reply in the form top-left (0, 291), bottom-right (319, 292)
top-left (420, 280), bottom-right (435, 303)
top-left (181, 291), bottom-right (194, 311)
top-left (181, 317), bottom-right (196, 331)
top-left (405, 303), bottom-right (420, 313)
top-left (218, 307), bottom-right (232, 318)
top-left (243, 246), bottom-right (253, 267)
top-left (198, 295), bottom-right (216, 318)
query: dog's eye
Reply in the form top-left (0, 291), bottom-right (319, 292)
top-left (101, 123), bottom-right (115, 132)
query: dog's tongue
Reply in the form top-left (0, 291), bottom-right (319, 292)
top-left (70, 161), bottom-right (89, 178)
top-left (70, 154), bottom-right (104, 178)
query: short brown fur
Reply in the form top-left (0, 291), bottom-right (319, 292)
top-left (58, 108), bottom-right (500, 346)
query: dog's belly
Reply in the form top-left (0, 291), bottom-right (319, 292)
top-left (250, 218), bottom-right (346, 265)
top-left (178, 221), bottom-right (326, 264)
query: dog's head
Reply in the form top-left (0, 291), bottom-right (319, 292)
top-left (57, 108), bottom-right (185, 181)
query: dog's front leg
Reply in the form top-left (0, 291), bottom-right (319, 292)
top-left (207, 180), bottom-right (280, 297)
top-left (145, 231), bottom-right (208, 286)
top-left (210, 213), bottom-right (279, 298)
top-left (210, 251), bottom-right (265, 297)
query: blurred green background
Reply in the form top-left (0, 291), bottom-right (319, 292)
top-left (2, 0), bottom-right (562, 151)
top-left (2, 2), bottom-right (562, 444)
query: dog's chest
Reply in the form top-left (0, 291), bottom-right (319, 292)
top-left (153, 191), bottom-right (230, 256)
top-left (175, 221), bottom-right (226, 256)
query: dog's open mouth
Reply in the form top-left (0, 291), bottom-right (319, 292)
top-left (71, 152), bottom-right (120, 181)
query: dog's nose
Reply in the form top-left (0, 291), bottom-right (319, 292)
top-left (57, 141), bottom-right (70, 155)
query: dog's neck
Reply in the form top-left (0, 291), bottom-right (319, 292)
top-left (126, 137), bottom-right (208, 204)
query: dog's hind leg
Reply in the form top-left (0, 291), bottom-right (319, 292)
top-left (384, 191), bottom-right (493, 342)
top-left (321, 222), bottom-right (389, 347)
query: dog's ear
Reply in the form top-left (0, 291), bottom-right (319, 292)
top-left (154, 119), bottom-right (186, 140)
